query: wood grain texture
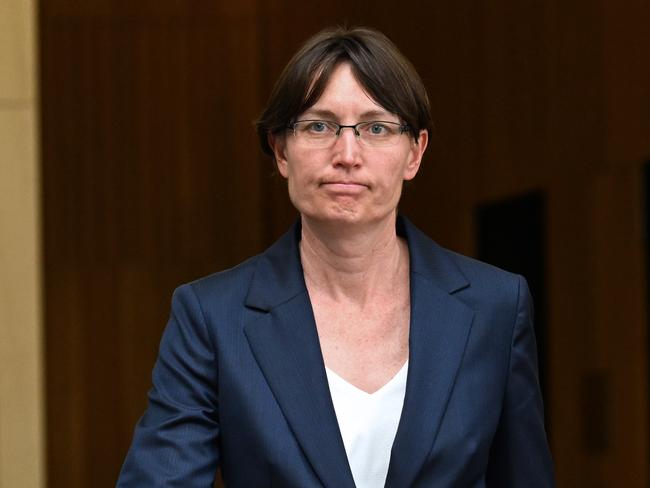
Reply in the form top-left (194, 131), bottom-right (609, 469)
top-left (40, 1), bottom-right (650, 486)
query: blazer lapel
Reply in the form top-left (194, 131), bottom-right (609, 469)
top-left (243, 224), bottom-right (355, 488)
top-left (385, 218), bottom-right (475, 488)
top-left (242, 217), bottom-right (474, 488)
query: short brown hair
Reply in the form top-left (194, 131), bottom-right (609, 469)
top-left (256, 26), bottom-right (432, 157)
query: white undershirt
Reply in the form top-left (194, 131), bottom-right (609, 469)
top-left (326, 362), bottom-right (408, 488)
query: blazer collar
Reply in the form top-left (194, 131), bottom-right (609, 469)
top-left (243, 216), bottom-right (474, 488)
top-left (245, 216), bottom-right (469, 310)
top-left (244, 221), bottom-right (305, 311)
top-left (396, 215), bottom-right (469, 294)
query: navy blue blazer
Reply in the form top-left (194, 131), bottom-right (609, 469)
top-left (118, 217), bottom-right (554, 487)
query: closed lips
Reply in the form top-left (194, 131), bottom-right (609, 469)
top-left (321, 181), bottom-right (368, 187)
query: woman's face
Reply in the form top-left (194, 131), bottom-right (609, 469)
top-left (270, 62), bottom-right (428, 228)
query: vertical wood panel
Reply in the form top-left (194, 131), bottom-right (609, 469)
top-left (40, 3), bottom-right (262, 486)
top-left (591, 167), bottom-right (647, 484)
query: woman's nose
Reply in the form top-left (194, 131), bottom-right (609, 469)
top-left (331, 128), bottom-right (362, 167)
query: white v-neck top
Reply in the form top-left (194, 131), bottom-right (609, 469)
top-left (326, 362), bottom-right (408, 488)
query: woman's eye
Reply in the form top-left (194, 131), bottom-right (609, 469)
top-left (308, 122), bottom-right (328, 132)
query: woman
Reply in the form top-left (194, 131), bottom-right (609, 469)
top-left (118, 27), bottom-right (554, 487)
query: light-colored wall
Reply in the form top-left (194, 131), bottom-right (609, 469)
top-left (0, 0), bottom-right (43, 486)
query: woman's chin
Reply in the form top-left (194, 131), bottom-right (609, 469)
top-left (300, 205), bottom-right (393, 228)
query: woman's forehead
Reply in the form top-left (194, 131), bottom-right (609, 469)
top-left (303, 64), bottom-right (396, 120)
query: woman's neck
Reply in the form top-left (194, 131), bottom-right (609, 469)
top-left (299, 214), bottom-right (408, 305)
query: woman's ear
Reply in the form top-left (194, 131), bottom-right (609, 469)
top-left (268, 133), bottom-right (289, 178)
top-left (403, 129), bottom-right (428, 181)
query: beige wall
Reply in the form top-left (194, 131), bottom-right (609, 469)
top-left (0, 0), bottom-right (43, 486)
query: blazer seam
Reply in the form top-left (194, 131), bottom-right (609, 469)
top-left (504, 276), bottom-right (524, 402)
top-left (186, 282), bottom-right (219, 371)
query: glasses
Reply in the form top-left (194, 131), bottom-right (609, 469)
top-left (289, 119), bottom-right (410, 148)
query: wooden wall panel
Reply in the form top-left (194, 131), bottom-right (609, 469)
top-left (40, 3), bottom-right (262, 486)
top-left (590, 167), bottom-right (647, 485)
top-left (40, 1), bottom-right (650, 486)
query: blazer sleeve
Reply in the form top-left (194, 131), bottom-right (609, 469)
top-left (117, 283), bottom-right (220, 487)
top-left (485, 276), bottom-right (555, 487)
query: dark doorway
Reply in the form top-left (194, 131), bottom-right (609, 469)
top-left (476, 191), bottom-right (549, 427)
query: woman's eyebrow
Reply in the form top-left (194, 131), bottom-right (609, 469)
top-left (300, 108), bottom-right (394, 120)
top-left (299, 109), bottom-right (338, 119)
top-left (358, 109), bottom-right (393, 119)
